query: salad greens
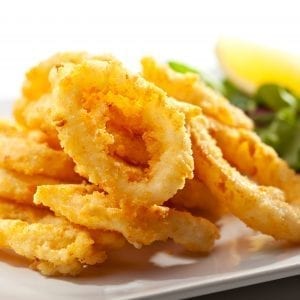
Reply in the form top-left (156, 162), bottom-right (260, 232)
top-left (168, 61), bottom-right (300, 171)
top-left (168, 61), bottom-right (201, 75)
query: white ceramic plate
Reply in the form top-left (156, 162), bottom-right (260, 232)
top-left (0, 101), bottom-right (299, 300)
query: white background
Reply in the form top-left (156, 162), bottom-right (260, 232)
top-left (0, 0), bottom-right (300, 100)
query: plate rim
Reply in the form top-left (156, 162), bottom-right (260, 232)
top-left (126, 262), bottom-right (300, 300)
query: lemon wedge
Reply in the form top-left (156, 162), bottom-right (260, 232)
top-left (216, 38), bottom-right (300, 96)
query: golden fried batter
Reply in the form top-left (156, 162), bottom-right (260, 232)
top-left (141, 57), bottom-right (253, 129)
top-left (51, 60), bottom-right (194, 206)
top-left (191, 116), bottom-right (300, 242)
top-left (34, 184), bottom-right (219, 252)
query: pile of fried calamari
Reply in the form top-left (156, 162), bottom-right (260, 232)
top-left (0, 53), bottom-right (299, 276)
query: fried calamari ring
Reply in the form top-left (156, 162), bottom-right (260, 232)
top-left (51, 60), bottom-right (194, 205)
top-left (15, 95), bottom-right (61, 149)
top-left (14, 52), bottom-right (115, 148)
top-left (0, 133), bottom-right (81, 182)
top-left (0, 198), bottom-right (125, 250)
top-left (0, 199), bottom-right (106, 276)
top-left (0, 198), bottom-right (125, 275)
top-left (207, 118), bottom-right (300, 204)
top-left (190, 116), bottom-right (300, 242)
top-left (169, 177), bottom-right (227, 222)
top-left (0, 168), bottom-right (59, 205)
top-left (141, 57), bottom-right (253, 129)
top-left (0, 119), bottom-right (48, 144)
top-left (0, 197), bottom-right (50, 222)
top-left (34, 184), bottom-right (219, 252)
top-left (0, 219), bottom-right (106, 276)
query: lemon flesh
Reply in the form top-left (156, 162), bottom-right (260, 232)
top-left (216, 38), bottom-right (300, 96)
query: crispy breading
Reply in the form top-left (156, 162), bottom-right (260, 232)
top-left (190, 116), bottom-right (300, 242)
top-left (0, 168), bottom-right (59, 205)
top-left (14, 52), bottom-right (116, 148)
top-left (34, 184), bottom-right (219, 252)
top-left (169, 177), bottom-right (227, 221)
top-left (207, 117), bottom-right (300, 205)
top-left (0, 133), bottom-right (81, 182)
top-left (51, 60), bottom-right (194, 206)
top-left (0, 198), bottom-right (126, 275)
top-left (141, 57), bottom-right (253, 129)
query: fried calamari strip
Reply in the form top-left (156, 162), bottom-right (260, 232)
top-left (0, 199), bottom-right (105, 275)
top-left (207, 118), bottom-right (300, 205)
top-left (14, 52), bottom-right (116, 148)
top-left (0, 119), bottom-right (48, 144)
top-left (0, 133), bottom-right (81, 182)
top-left (0, 198), bottom-right (126, 275)
top-left (14, 95), bottom-right (60, 148)
top-left (190, 116), bottom-right (300, 242)
top-left (169, 177), bottom-right (227, 221)
top-left (51, 60), bottom-right (194, 206)
top-left (0, 168), bottom-right (59, 205)
top-left (0, 219), bottom-right (106, 276)
top-left (0, 198), bottom-right (50, 222)
top-left (34, 184), bottom-right (219, 252)
top-left (141, 57), bottom-right (253, 129)
top-left (0, 198), bottom-right (126, 250)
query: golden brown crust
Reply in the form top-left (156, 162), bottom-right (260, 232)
top-left (34, 184), bottom-right (219, 252)
top-left (51, 60), bottom-right (194, 206)
top-left (141, 57), bottom-right (253, 129)
top-left (191, 116), bottom-right (300, 242)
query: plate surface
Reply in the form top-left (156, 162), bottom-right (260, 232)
top-left (0, 101), bottom-right (299, 300)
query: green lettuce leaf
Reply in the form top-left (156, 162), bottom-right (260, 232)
top-left (168, 59), bottom-right (300, 171)
top-left (255, 84), bottom-right (298, 112)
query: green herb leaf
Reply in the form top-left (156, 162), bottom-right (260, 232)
top-left (256, 106), bottom-right (300, 170)
top-left (249, 110), bottom-right (274, 126)
top-left (168, 59), bottom-right (300, 171)
top-left (222, 80), bottom-right (256, 113)
top-left (168, 61), bottom-right (200, 75)
top-left (255, 84), bottom-right (298, 112)
top-left (280, 119), bottom-right (300, 171)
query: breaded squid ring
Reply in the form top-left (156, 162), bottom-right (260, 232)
top-left (0, 219), bottom-right (106, 276)
top-left (34, 184), bottom-right (219, 253)
top-left (169, 177), bottom-right (227, 222)
top-left (0, 199), bottom-right (106, 276)
top-left (14, 52), bottom-right (115, 148)
top-left (0, 198), bottom-right (126, 250)
top-left (190, 116), bottom-right (300, 243)
top-left (0, 168), bottom-right (59, 205)
top-left (51, 60), bottom-right (194, 205)
top-left (0, 198), bottom-right (125, 275)
top-left (141, 57), bottom-right (253, 130)
top-left (0, 119), bottom-right (48, 144)
top-left (0, 133), bottom-right (81, 182)
top-left (207, 118), bottom-right (300, 204)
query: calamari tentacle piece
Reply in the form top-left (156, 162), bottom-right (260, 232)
top-left (34, 184), bottom-right (219, 252)
top-left (190, 116), bottom-right (300, 242)
top-left (14, 52), bottom-right (116, 148)
top-left (0, 133), bottom-right (81, 182)
top-left (0, 168), bottom-right (59, 205)
top-left (141, 57), bottom-right (253, 129)
top-left (207, 118), bottom-right (300, 205)
top-left (51, 60), bottom-right (194, 206)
